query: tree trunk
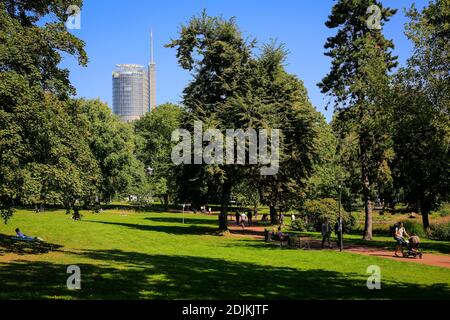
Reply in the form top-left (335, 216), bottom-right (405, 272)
top-left (363, 196), bottom-right (373, 240)
top-left (360, 135), bottom-right (373, 240)
top-left (219, 181), bottom-right (232, 231)
top-left (269, 205), bottom-right (278, 225)
top-left (422, 210), bottom-right (430, 230)
top-left (418, 198), bottom-right (431, 230)
top-left (163, 194), bottom-right (169, 209)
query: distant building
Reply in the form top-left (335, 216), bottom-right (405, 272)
top-left (112, 32), bottom-right (156, 122)
top-left (148, 30), bottom-right (157, 112)
top-left (112, 64), bottom-right (147, 122)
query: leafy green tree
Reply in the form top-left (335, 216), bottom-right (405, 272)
top-left (68, 98), bottom-right (147, 204)
top-left (391, 0), bottom-right (450, 229)
top-left (135, 103), bottom-right (183, 206)
top-left (0, 0), bottom-right (98, 221)
top-left (240, 43), bottom-right (321, 224)
top-left (232, 180), bottom-right (260, 212)
top-left (303, 115), bottom-right (344, 200)
top-left (167, 12), bottom-right (321, 230)
top-left (297, 198), bottom-right (355, 233)
top-left (168, 12), bottom-right (321, 229)
top-left (1, 93), bottom-right (101, 218)
top-left (0, 0), bottom-right (86, 98)
top-left (166, 11), bottom-right (254, 230)
top-left (318, 0), bottom-right (397, 240)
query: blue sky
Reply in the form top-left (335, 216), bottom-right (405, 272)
top-left (61, 0), bottom-right (427, 122)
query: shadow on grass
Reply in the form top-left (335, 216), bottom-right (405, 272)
top-left (144, 216), bottom-right (217, 226)
top-left (0, 234), bottom-right (63, 256)
top-left (229, 228), bottom-right (265, 237)
top-left (0, 249), bottom-right (449, 299)
top-left (83, 220), bottom-right (217, 236)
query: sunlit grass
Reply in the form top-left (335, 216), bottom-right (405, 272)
top-left (0, 209), bottom-right (449, 299)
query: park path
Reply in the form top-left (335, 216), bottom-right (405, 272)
top-left (227, 224), bottom-right (450, 269)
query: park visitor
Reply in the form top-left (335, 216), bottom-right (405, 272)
top-left (240, 212), bottom-right (247, 229)
top-left (15, 228), bottom-right (43, 241)
top-left (394, 222), bottom-right (410, 257)
top-left (321, 219), bottom-right (332, 249)
top-left (334, 219), bottom-right (343, 247)
top-left (277, 226), bottom-right (290, 247)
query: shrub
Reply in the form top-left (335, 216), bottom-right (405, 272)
top-left (291, 218), bottom-right (315, 232)
top-left (439, 205), bottom-right (450, 217)
top-left (429, 222), bottom-right (450, 241)
top-left (298, 198), bottom-right (355, 233)
top-left (401, 220), bottom-right (427, 238)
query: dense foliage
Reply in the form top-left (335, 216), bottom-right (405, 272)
top-left (0, 1), bottom-right (448, 238)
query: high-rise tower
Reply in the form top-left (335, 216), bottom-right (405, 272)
top-left (112, 32), bottom-right (156, 122)
top-left (112, 64), bottom-right (147, 122)
top-left (148, 30), bottom-right (157, 111)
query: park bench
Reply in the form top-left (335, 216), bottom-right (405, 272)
top-left (264, 230), bottom-right (310, 249)
top-left (287, 235), bottom-right (310, 249)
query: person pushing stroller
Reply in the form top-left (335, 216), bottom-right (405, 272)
top-left (393, 222), bottom-right (423, 258)
top-left (394, 222), bottom-right (410, 257)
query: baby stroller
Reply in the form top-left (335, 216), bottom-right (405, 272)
top-left (402, 236), bottom-right (423, 259)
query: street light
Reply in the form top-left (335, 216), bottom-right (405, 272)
top-left (182, 203), bottom-right (186, 224)
top-left (338, 184), bottom-right (343, 252)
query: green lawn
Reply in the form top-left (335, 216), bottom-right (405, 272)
top-left (0, 209), bottom-right (449, 299)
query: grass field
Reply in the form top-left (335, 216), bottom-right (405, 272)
top-left (1, 209), bottom-right (450, 299)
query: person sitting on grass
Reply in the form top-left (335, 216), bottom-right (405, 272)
top-left (394, 222), bottom-right (410, 257)
top-left (15, 228), bottom-right (43, 241)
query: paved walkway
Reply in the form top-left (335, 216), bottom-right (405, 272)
top-left (228, 225), bottom-right (450, 269)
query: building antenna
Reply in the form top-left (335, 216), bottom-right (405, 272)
top-left (150, 29), bottom-right (154, 64)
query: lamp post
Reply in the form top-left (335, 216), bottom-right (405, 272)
top-left (182, 203), bottom-right (185, 224)
top-left (338, 184), bottom-right (343, 252)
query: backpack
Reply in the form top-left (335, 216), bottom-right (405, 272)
top-left (389, 224), bottom-right (398, 238)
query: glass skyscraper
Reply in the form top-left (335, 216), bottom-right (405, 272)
top-left (112, 33), bottom-right (157, 122)
top-left (112, 64), bottom-right (148, 122)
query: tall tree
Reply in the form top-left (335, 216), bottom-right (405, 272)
top-left (303, 115), bottom-right (347, 202)
top-left (168, 13), bottom-right (320, 230)
top-left (318, 0), bottom-right (397, 240)
top-left (237, 43), bottom-right (320, 224)
top-left (0, 0), bottom-right (94, 221)
top-left (68, 98), bottom-right (146, 204)
top-left (135, 103), bottom-right (183, 206)
top-left (392, 0), bottom-right (450, 229)
top-left (166, 11), bottom-right (254, 231)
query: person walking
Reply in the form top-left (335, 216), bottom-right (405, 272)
top-left (240, 212), bottom-right (247, 229)
top-left (321, 219), bottom-right (332, 249)
top-left (334, 219), bottom-right (343, 248)
top-left (394, 222), bottom-right (410, 257)
top-left (247, 210), bottom-right (253, 226)
top-left (279, 213), bottom-right (285, 226)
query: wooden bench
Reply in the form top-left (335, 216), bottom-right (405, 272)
top-left (287, 235), bottom-right (310, 249)
top-left (264, 230), bottom-right (310, 249)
